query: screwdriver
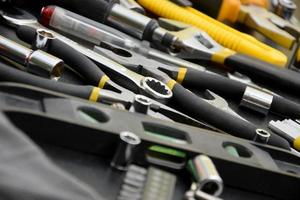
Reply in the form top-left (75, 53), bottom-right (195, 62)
top-left (189, 0), bottom-right (300, 50)
top-left (40, 5), bottom-right (300, 96)
top-left (42, 0), bottom-right (287, 66)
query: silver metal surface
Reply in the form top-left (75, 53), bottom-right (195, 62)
top-left (120, 0), bottom-right (145, 14)
top-left (0, 34), bottom-right (31, 65)
top-left (271, 0), bottom-right (297, 20)
top-left (0, 35), bottom-right (63, 79)
top-left (108, 4), bottom-right (151, 40)
top-left (194, 190), bottom-right (223, 200)
top-left (204, 91), bottom-right (247, 121)
top-left (111, 131), bottom-right (141, 170)
top-left (193, 155), bottom-right (223, 196)
top-left (158, 18), bottom-right (223, 61)
top-left (254, 129), bottom-right (271, 144)
top-left (133, 94), bottom-right (151, 114)
top-left (27, 50), bottom-right (64, 79)
top-left (32, 29), bottom-right (55, 51)
top-left (240, 5), bottom-right (300, 48)
top-left (240, 86), bottom-right (274, 115)
top-left (269, 119), bottom-right (300, 140)
top-left (42, 6), bottom-right (206, 72)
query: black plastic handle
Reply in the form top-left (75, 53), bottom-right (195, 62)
top-left (225, 53), bottom-right (300, 94)
top-left (47, 0), bottom-right (118, 23)
top-left (169, 82), bottom-right (290, 150)
top-left (175, 68), bottom-right (300, 119)
top-left (0, 62), bottom-right (95, 100)
top-left (190, 0), bottom-right (223, 19)
top-left (179, 69), bottom-right (246, 101)
top-left (17, 25), bottom-right (107, 87)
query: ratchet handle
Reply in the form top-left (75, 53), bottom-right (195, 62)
top-left (0, 61), bottom-right (99, 101)
top-left (46, 0), bottom-right (117, 23)
top-left (168, 68), bottom-right (246, 100)
top-left (167, 81), bottom-right (290, 149)
top-left (224, 53), bottom-right (300, 93)
top-left (17, 25), bottom-right (110, 88)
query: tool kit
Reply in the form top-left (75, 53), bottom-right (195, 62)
top-left (0, 0), bottom-right (300, 199)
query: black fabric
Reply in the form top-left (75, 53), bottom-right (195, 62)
top-left (17, 25), bottom-right (106, 86)
top-left (224, 54), bottom-right (300, 94)
top-left (170, 82), bottom-right (290, 150)
top-left (0, 62), bottom-right (93, 100)
top-left (0, 113), bottom-right (105, 200)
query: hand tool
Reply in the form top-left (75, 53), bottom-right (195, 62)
top-left (111, 131), bottom-right (141, 171)
top-left (38, 6), bottom-right (300, 97)
top-left (93, 35), bottom-right (300, 120)
top-left (188, 0), bottom-right (300, 50)
top-left (93, 40), bottom-right (300, 150)
top-left (39, 5), bottom-right (206, 73)
top-left (0, 34), bottom-right (63, 79)
top-left (120, 0), bottom-right (145, 14)
top-left (271, 0), bottom-right (297, 20)
top-left (187, 155), bottom-right (223, 196)
top-left (0, 58), bottom-right (204, 127)
top-left (269, 119), bottom-right (300, 150)
top-left (14, 22), bottom-right (290, 150)
top-left (34, 0), bottom-right (286, 65)
top-left (0, 7), bottom-right (172, 101)
top-left (135, 0), bottom-right (287, 66)
top-left (0, 82), bottom-right (299, 199)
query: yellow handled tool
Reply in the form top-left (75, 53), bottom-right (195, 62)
top-left (137, 0), bottom-right (287, 66)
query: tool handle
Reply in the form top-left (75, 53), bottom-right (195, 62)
top-left (46, 0), bottom-right (117, 23)
top-left (224, 53), bottom-right (300, 93)
top-left (0, 61), bottom-right (95, 100)
top-left (137, 0), bottom-right (287, 66)
top-left (169, 81), bottom-right (290, 149)
top-left (17, 25), bottom-right (108, 88)
top-left (240, 0), bottom-right (268, 8)
top-left (170, 68), bottom-right (246, 100)
top-left (271, 96), bottom-right (300, 119)
top-left (191, 0), bottom-right (240, 23)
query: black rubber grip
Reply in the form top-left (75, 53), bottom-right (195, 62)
top-left (181, 69), bottom-right (246, 101)
top-left (143, 19), bottom-right (159, 41)
top-left (16, 26), bottom-right (106, 86)
top-left (0, 62), bottom-right (94, 100)
top-left (191, 0), bottom-right (223, 19)
top-left (47, 0), bottom-right (118, 23)
top-left (170, 82), bottom-right (290, 150)
top-left (271, 96), bottom-right (300, 119)
top-left (224, 54), bottom-right (300, 93)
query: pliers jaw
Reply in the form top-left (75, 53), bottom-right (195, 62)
top-left (239, 5), bottom-right (300, 49)
top-left (156, 18), bottom-right (224, 60)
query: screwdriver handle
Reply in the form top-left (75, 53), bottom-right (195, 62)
top-left (137, 0), bottom-right (287, 66)
top-left (0, 61), bottom-right (97, 101)
top-left (47, 0), bottom-right (117, 23)
top-left (224, 53), bottom-right (300, 93)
